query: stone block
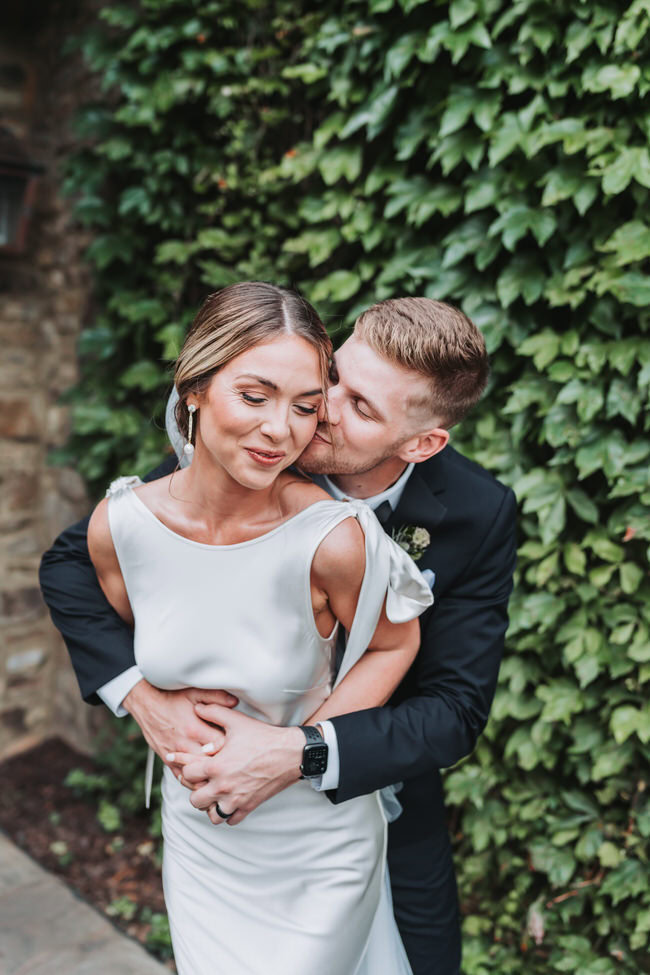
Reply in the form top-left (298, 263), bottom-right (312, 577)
top-left (0, 588), bottom-right (45, 623)
top-left (3, 471), bottom-right (39, 511)
top-left (6, 647), bottom-right (45, 674)
top-left (0, 706), bottom-right (27, 733)
top-left (0, 398), bottom-right (40, 440)
top-left (0, 347), bottom-right (37, 388)
top-left (56, 467), bottom-right (87, 504)
top-left (4, 531), bottom-right (42, 557)
top-left (45, 404), bottom-right (70, 445)
top-left (26, 704), bottom-right (48, 727)
top-left (48, 268), bottom-right (65, 289)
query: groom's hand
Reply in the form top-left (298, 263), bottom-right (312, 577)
top-left (122, 680), bottom-right (238, 777)
top-left (169, 703), bottom-right (305, 826)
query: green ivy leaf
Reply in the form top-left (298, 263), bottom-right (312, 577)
top-left (120, 361), bottom-right (164, 392)
top-left (339, 84), bottom-right (399, 141)
top-left (600, 221), bottom-right (650, 266)
top-left (318, 146), bottom-right (363, 185)
top-left (599, 147), bottom-right (650, 195)
top-left (518, 330), bottom-right (561, 369)
top-left (449, 0), bottom-right (477, 29)
top-left (610, 706), bottom-right (641, 744)
top-left (309, 270), bottom-right (361, 302)
top-left (582, 63), bottom-right (641, 100)
top-left (600, 857), bottom-right (647, 905)
top-left (592, 743), bottom-right (634, 780)
top-left (620, 563), bottom-right (644, 594)
top-left (530, 841), bottom-right (576, 886)
top-left (537, 680), bottom-right (584, 724)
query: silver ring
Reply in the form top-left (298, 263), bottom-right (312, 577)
top-left (214, 801), bottom-right (233, 820)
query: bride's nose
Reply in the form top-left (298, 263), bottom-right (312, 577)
top-left (259, 406), bottom-right (290, 441)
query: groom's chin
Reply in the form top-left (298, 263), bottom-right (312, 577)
top-left (298, 441), bottom-right (335, 474)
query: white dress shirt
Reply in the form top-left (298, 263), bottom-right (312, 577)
top-left (98, 390), bottom-right (417, 792)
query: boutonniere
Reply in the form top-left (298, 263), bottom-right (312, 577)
top-left (392, 525), bottom-right (431, 561)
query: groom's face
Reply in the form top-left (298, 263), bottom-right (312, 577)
top-left (299, 335), bottom-right (438, 476)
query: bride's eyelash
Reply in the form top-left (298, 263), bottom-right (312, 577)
top-left (242, 393), bottom-right (317, 415)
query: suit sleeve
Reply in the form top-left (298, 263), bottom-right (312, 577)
top-left (38, 455), bottom-right (177, 705)
top-left (327, 487), bottom-right (517, 803)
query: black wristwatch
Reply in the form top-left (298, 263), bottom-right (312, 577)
top-left (298, 725), bottom-right (329, 778)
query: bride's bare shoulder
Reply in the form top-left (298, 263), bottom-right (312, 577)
top-left (89, 474), bottom-right (171, 561)
top-left (87, 496), bottom-right (113, 565)
top-left (277, 474), bottom-right (332, 517)
top-left (132, 473), bottom-right (174, 504)
top-left (87, 496), bottom-right (134, 624)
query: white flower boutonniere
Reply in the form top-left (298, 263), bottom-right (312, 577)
top-left (392, 525), bottom-right (431, 561)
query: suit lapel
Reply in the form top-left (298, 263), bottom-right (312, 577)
top-left (387, 456), bottom-right (447, 532)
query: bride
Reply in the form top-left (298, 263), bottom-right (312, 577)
top-left (87, 281), bottom-right (432, 974)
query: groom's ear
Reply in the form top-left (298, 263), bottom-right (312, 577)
top-left (396, 427), bottom-right (449, 464)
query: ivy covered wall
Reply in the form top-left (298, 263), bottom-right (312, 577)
top-left (62, 1), bottom-right (650, 971)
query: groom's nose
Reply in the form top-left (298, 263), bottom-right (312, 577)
top-left (325, 385), bottom-right (342, 425)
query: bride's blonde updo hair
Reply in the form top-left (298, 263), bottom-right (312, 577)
top-left (174, 282), bottom-right (332, 439)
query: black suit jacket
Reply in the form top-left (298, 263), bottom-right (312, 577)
top-left (329, 446), bottom-right (516, 803)
top-left (39, 446), bottom-right (516, 806)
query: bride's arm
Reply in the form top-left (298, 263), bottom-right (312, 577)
top-left (307, 517), bottom-right (420, 725)
top-left (87, 499), bottom-right (134, 626)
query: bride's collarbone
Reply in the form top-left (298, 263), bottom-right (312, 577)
top-left (133, 472), bottom-right (329, 545)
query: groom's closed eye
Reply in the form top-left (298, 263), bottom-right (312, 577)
top-left (353, 399), bottom-right (373, 419)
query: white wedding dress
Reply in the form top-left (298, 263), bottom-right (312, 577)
top-left (107, 479), bottom-right (432, 975)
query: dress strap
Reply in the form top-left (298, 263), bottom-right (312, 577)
top-left (333, 500), bottom-right (433, 688)
top-left (145, 747), bottom-right (155, 809)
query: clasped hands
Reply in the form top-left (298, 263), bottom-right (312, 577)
top-left (123, 680), bottom-right (305, 826)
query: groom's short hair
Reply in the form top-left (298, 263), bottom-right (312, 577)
top-left (353, 297), bottom-right (489, 428)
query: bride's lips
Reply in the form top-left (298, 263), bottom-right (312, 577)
top-left (244, 447), bottom-right (286, 467)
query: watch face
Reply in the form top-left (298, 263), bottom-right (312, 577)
top-left (301, 743), bottom-right (328, 777)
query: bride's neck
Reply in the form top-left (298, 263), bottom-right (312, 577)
top-left (175, 453), bottom-right (282, 528)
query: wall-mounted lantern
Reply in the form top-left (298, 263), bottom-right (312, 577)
top-left (0, 126), bottom-right (43, 255)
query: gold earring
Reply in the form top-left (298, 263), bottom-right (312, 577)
top-left (184, 404), bottom-right (197, 458)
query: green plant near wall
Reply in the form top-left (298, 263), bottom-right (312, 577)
top-left (62, 0), bottom-right (650, 970)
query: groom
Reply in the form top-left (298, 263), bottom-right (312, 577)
top-left (40, 297), bottom-right (516, 975)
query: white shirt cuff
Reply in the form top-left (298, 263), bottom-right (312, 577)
top-left (309, 719), bottom-right (340, 792)
top-left (97, 666), bottom-right (144, 717)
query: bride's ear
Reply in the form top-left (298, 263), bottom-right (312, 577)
top-left (186, 387), bottom-right (206, 412)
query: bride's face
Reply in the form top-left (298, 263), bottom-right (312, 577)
top-left (189, 333), bottom-right (324, 490)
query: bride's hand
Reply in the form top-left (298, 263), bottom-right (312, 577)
top-left (122, 680), bottom-right (238, 777)
top-left (168, 704), bottom-right (305, 826)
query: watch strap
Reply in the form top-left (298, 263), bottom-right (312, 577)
top-left (298, 725), bottom-right (323, 745)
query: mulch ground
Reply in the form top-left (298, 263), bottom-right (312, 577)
top-left (0, 737), bottom-right (170, 963)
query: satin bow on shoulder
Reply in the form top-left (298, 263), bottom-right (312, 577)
top-left (333, 499), bottom-right (433, 688)
top-left (105, 474), bottom-right (144, 497)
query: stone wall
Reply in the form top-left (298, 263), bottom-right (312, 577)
top-left (0, 2), bottom-right (104, 758)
